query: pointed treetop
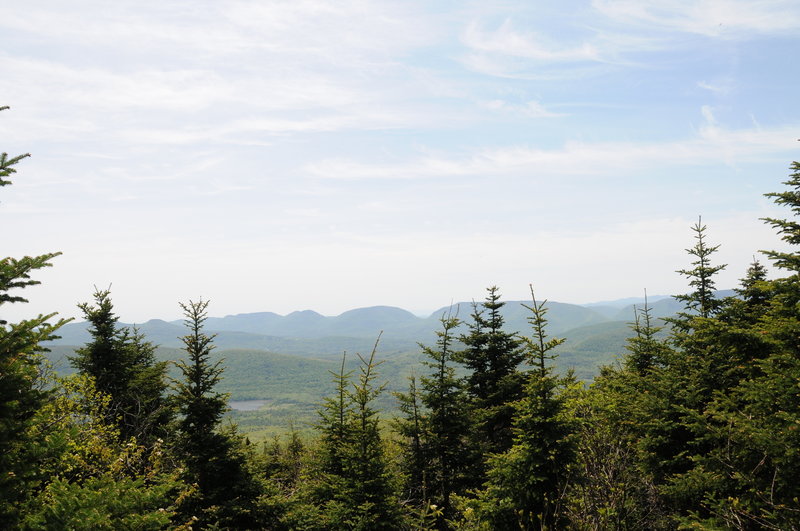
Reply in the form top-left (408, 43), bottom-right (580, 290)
top-left (761, 161), bottom-right (800, 271)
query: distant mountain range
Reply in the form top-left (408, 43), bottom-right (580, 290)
top-left (41, 291), bottom-right (735, 435)
top-left (46, 291), bottom-right (733, 364)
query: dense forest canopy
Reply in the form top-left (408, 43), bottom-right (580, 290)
top-left (3, 107), bottom-right (800, 527)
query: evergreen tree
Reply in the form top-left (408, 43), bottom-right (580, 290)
top-left (316, 352), bottom-right (354, 482)
top-left (680, 162), bottom-right (800, 528)
top-left (419, 312), bottom-right (474, 526)
top-left (564, 292), bottom-right (676, 529)
top-left (673, 216), bottom-right (726, 320)
top-left (393, 372), bottom-right (429, 507)
top-left (71, 289), bottom-right (171, 444)
top-left (456, 286), bottom-right (525, 460)
top-left (0, 111), bottom-right (69, 525)
top-left (641, 221), bottom-right (784, 525)
top-left (624, 292), bottom-right (671, 375)
top-left (565, 371), bottom-right (668, 530)
top-left (311, 338), bottom-right (401, 529)
top-left (761, 161), bottom-right (800, 272)
top-left (635, 221), bottom-right (732, 519)
top-left (737, 259), bottom-right (769, 306)
top-left (21, 374), bottom-right (187, 530)
top-left (173, 299), bottom-right (274, 529)
top-left (475, 286), bottom-right (575, 530)
top-left (300, 352), bottom-right (354, 529)
top-left (263, 425), bottom-right (306, 494)
top-left (0, 106), bottom-right (30, 191)
top-left (343, 337), bottom-right (402, 529)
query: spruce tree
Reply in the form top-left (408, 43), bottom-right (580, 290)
top-left (173, 299), bottom-right (271, 529)
top-left (476, 286), bottom-right (575, 530)
top-left (673, 216), bottom-right (726, 320)
top-left (71, 289), bottom-right (171, 444)
top-left (317, 352), bottom-right (354, 482)
top-left (637, 220), bottom-right (730, 517)
top-left (0, 110), bottom-right (69, 525)
top-left (684, 162), bottom-right (800, 528)
top-left (307, 352), bottom-right (354, 528)
top-left (624, 292), bottom-right (671, 375)
top-left (456, 286), bottom-right (524, 460)
top-left (312, 338), bottom-right (401, 529)
top-left (641, 221), bottom-right (782, 524)
top-left (393, 372), bottom-right (429, 507)
top-left (343, 336), bottom-right (401, 529)
top-left (419, 312), bottom-right (474, 526)
top-left (761, 161), bottom-right (800, 271)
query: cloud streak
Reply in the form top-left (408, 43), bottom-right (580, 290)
top-left (593, 0), bottom-right (800, 37)
top-left (305, 123), bottom-right (798, 181)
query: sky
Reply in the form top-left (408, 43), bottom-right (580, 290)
top-left (2, 0), bottom-right (799, 323)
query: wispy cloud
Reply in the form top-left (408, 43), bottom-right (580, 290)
top-left (462, 20), bottom-right (600, 62)
top-left (592, 0), bottom-right (800, 37)
top-left (0, 1), bottom-right (437, 65)
top-left (698, 79), bottom-right (733, 95)
top-left (459, 1), bottom-right (800, 80)
top-left (483, 99), bottom-right (565, 118)
top-left (306, 122), bottom-right (798, 180)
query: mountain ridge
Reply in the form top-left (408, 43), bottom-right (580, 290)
top-left (46, 292), bottom-right (732, 361)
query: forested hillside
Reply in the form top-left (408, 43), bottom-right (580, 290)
top-left (4, 124), bottom-right (800, 527)
top-left (42, 296), bottom-right (681, 437)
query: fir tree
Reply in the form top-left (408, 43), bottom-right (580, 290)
top-left (476, 286), bottom-right (575, 530)
top-left (761, 161), bottom-right (800, 272)
top-left (456, 286), bottom-right (525, 460)
top-left (71, 289), bottom-right (170, 444)
top-left (682, 162), bottom-right (800, 528)
top-left (393, 372), bottom-right (429, 507)
top-left (624, 291), bottom-right (671, 375)
top-left (0, 106), bottom-right (29, 191)
top-left (343, 336), bottom-right (402, 529)
top-left (316, 352), bottom-right (354, 481)
top-left (173, 299), bottom-right (273, 529)
top-left (312, 338), bottom-right (401, 529)
top-left (0, 110), bottom-right (69, 525)
top-left (673, 216), bottom-right (726, 320)
top-left (419, 312), bottom-right (474, 526)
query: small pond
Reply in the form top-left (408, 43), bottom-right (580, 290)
top-left (229, 399), bottom-right (268, 411)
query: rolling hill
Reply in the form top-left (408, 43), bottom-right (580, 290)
top-left (42, 293), bottom-right (725, 437)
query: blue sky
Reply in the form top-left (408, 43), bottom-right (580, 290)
top-left (2, 0), bottom-right (799, 322)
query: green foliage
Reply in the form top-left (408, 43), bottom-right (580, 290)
top-left (762, 161), bottom-right (800, 272)
top-left (664, 168), bottom-right (800, 528)
top-left (263, 427), bottom-right (307, 495)
top-left (174, 299), bottom-right (227, 442)
top-left (173, 298), bottom-right (283, 529)
top-left (673, 217), bottom-right (726, 320)
top-left (565, 375), bottom-right (669, 530)
top-left (20, 373), bottom-right (189, 530)
top-left (0, 312), bottom-right (65, 525)
top-left (419, 312), bottom-right (476, 524)
top-left (456, 286), bottom-right (525, 463)
top-left (316, 352), bottom-right (355, 480)
top-left (21, 474), bottom-right (177, 531)
top-left (625, 293), bottom-right (672, 375)
top-left (7, 108), bottom-right (800, 530)
top-left (0, 114), bottom-right (69, 526)
top-left (471, 287), bottom-right (576, 530)
top-left (0, 106), bottom-right (29, 189)
top-left (393, 372), bottom-right (429, 506)
top-left (71, 289), bottom-right (171, 444)
top-left (310, 337), bottom-right (403, 529)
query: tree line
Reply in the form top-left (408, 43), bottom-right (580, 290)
top-left (3, 108), bottom-right (800, 528)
